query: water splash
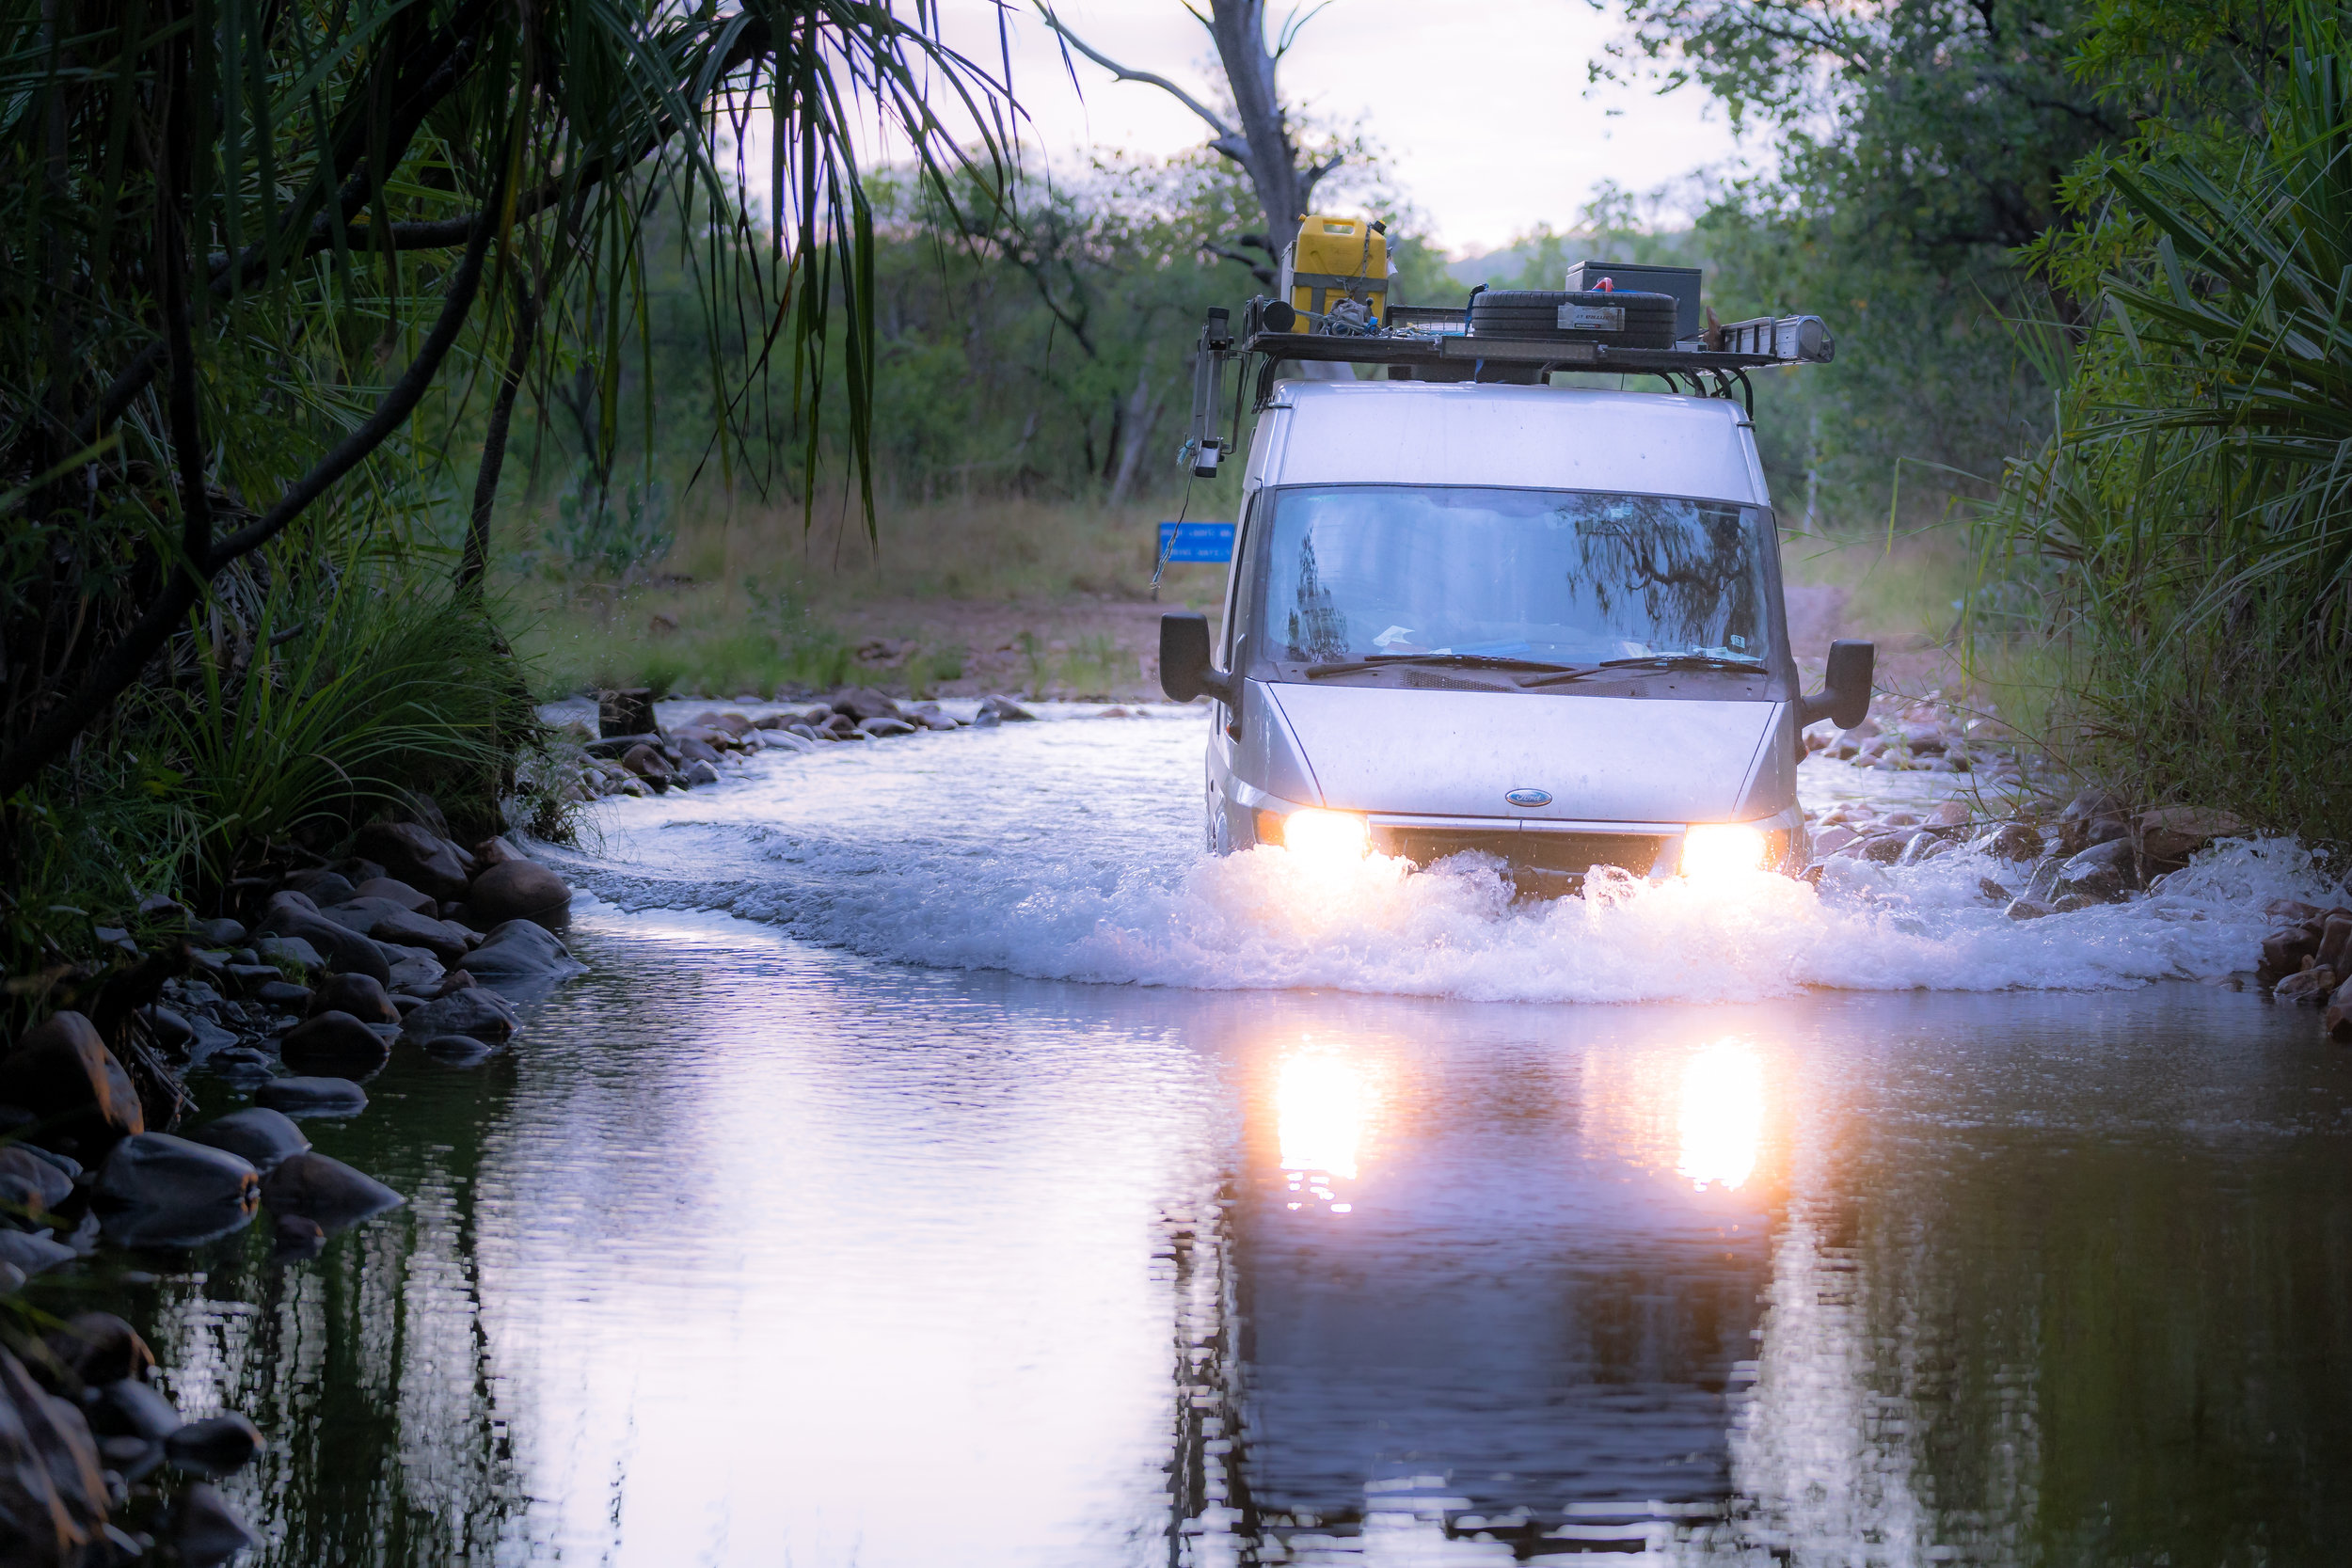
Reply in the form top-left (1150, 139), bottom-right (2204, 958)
top-left (556, 709), bottom-right (2328, 1005)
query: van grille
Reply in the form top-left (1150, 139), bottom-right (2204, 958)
top-left (1372, 826), bottom-right (1663, 884)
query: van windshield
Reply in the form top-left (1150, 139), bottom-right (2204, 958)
top-left (1247, 485), bottom-right (1774, 671)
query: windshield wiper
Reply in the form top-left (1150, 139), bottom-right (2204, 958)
top-left (1515, 652), bottom-right (1766, 689)
top-left (1303, 652), bottom-right (1579, 678)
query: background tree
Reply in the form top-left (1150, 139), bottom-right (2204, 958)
top-left (0, 0), bottom-right (1011, 804)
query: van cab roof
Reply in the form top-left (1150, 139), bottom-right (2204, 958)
top-left (1255, 380), bottom-right (1770, 508)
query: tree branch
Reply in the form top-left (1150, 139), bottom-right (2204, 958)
top-left (1035, 3), bottom-right (1239, 142)
top-left (459, 277), bottom-right (537, 594)
top-left (0, 198), bottom-right (504, 800)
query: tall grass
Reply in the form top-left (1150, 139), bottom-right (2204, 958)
top-left (1979, 0), bottom-right (2352, 832)
top-left (146, 569), bottom-right (535, 885)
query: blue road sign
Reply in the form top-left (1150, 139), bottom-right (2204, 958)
top-left (1158, 521), bottom-right (1234, 563)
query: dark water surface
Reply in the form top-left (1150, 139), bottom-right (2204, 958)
top-left (136, 921), bottom-right (2352, 1566)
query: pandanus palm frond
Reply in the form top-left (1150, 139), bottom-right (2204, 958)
top-left (0, 0), bottom-right (1013, 795)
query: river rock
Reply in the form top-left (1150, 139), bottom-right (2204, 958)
top-left (0, 1147), bottom-right (72, 1212)
top-left (176, 1482), bottom-right (261, 1568)
top-left (2137, 806), bottom-right (2248, 866)
top-left (255, 933), bottom-right (327, 976)
top-left (762, 729), bottom-right (819, 754)
top-left (469, 861), bottom-right (571, 928)
top-left (278, 867), bottom-right (357, 906)
top-left (256, 901), bottom-right (389, 983)
top-left (254, 1077), bottom-right (367, 1117)
top-left (190, 916), bottom-right (246, 948)
top-left (308, 973), bottom-right (397, 1024)
top-left (0, 1012), bottom-right (143, 1158)
top-left (977, 693), bottom-right (1036, 722)
top-left (858, 717), bottom-right (917, 738)
top-left (417, 1034), bottom-right (496, 1067)
top-left (621, 742), bottom-right (673, 788)
top-left (93, 1133), bottom-right (259, 1244)
top-left (675, 758), bottom-right (719, 786)
top-left (1928, 799), bottom-right (1971, 827)
top-left (457, 920), bottom-right (583, 993)
top-left (1975, 822), bottom-right (2042, 862)
top-left (2276, 966), bottom-right (2337, 1005)
top-left (1861, 834), bottom-right (1908, 864)
top-left (42, 1313), bottom-right (153, 1387)
top-left (384, 949), bottom-right (446, 995)
top-left (317, 897), bottom-right (470, 961)
top-left (353, 822), bottom-right (471, 900)
top-left (2006, 897), bottom-right (2053, 920)
top-left (0, 1346), bottom-right (108, 1560)
top-left (2317, 914), bottom-right (2352, 975)
top-left (399, 988), bottom-right (519, 1045)
top-left (274, 1212), bottom-right (326, 1259)
top-left (831, 687), bottom-right (903, 721)
top-left (350, 876), bottom-right (437, 915)
top-left (0, 1229), bottom-right (74, 1279)
top-left (675, 734), bottom-right (723, 765)
top-left (167, 1414), bottom-right (263, 1477)
top-left (278, 1011), bottom-right (391, 1078)
top-left (597, 688), bottom-right (658, 739)
top-left (261, 1151), bottom-right (403, 1229)
top-left (184, 1108), bottom-right (310, 1175)
top-left (2054, 838), bottom-right (2137, 904)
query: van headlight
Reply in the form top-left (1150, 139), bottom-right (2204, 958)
top-left (1257, 807), bottom-right (1370, 863)
top-left (1680, 823), bottom-right (1771, 879)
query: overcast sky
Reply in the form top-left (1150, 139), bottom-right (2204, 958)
top-left (907, 0), bottom-right (1754, 254)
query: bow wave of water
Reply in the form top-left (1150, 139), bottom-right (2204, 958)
top-left (548, 703), bottom-right (2323, 1004)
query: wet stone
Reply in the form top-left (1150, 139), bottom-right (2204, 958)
top-left (253, 1077), bottom-right (368, 1118)
top-left (0, 1229), bottom-right (75, 1278)
top-left (166, 1414), bottom-right (264, 1477)
top-left (176, 1482), bottom-right (261, 1568)
top-left (310, 972), bottom-right (397, 1024)
top-left (469, 860), bottom-right (572, 928)
top-left (184, 1108), bottom-right (310, 1175)
top-left (260, 1151), bottom-right (403, 1230)
top-left (278, 1011), bottom-right (391, 1078)
top-left (43, 1313), bottom-right (154, 1388)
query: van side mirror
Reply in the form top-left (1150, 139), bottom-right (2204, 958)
top-left (1160, 612), bottom-right (1235, 705)
top-left (1798, 640), bottom-right (1875, 730)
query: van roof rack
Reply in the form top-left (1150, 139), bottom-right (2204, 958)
top-left (1176, 297), bottom-right (1836, 480)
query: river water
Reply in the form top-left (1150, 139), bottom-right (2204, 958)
top-left (144, 705), bottom-right (2352, 1565)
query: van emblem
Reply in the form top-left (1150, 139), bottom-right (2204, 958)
top-left (1504, 788), bottom-right (1552, 808)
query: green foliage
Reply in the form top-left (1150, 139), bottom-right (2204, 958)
top-left (145, 561), bottom-right (535, 883)
top-left (543, 464), bottom-right (676, 582)
top-left (1980, 0), bottom-right (2352, 832)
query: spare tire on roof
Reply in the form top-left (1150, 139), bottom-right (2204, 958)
top-left (1470, 288), bottom-right (1678, 349)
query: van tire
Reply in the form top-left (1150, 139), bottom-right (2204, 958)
top-left (1470, 289), bottom-right (1677, 349)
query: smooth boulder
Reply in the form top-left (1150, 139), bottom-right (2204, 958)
top-left (469, 860), bottom-right (572, 928)
top-left (278, 1011), bottom-right (391, 1078)
top-left (41, 1312), bottom-right (153, 1387)
top-left (309, 972), bottom-right (398, 1024)
top-left (317, 897), bottom-right (470, 961)
top-left (255, 897), bottom-right (389, 983)
top-left (254, 1077), bottom-right (367, 1117)
top-left (278, 867), bottom-right (357, 906)
top-left (353, 821), bottom-right (472, 900)
top-left (0, 1228), bottom-right (74, 1278)
top-left (184, 1108), bottom-right (310, 1175)
top-left (93, 1133), bottom-right (259, 1244)
top-left (456, 920), bottom-right (583, 992)
top-left (261, 1151), bottom-right (403, 1230)
top-left (398, 988), bottom-right (519, 1045)
top-left (350, 876), bottom-right (437, 915)
top-left (2053, 838), bottom-right (2137, 904)
top-left (418, 1035), bottom-right (497, 1066)
top-left (0, 1347), bottom-right (108, 1561)
top-left (166, 1414), bottom-right (264, 1477)
top-left (0, 1011), bottom-right (143, 1157)
top-left (176, 1482), bottom-right (262, 1568)
top-left (0, 1146), bottom-right (72, 1212)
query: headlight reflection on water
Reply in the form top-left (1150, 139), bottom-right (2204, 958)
top-left (1677, 1038), bottom-right (1767, 1192)
top-left (1279, 1050), bottom-right (1373, 1213)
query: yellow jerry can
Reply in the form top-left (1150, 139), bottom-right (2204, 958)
top-left (1279, 214), bottom-right (1388, 332)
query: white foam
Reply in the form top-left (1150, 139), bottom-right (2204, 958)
top-left (557, 713), bottom-right (2327, 1005)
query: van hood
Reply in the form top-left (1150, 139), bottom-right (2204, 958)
top-left (1261, 682), bottom-right (1780, 824)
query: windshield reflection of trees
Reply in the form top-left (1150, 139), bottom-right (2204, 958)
top-left (1263, 489), bottom-right (1765, 663)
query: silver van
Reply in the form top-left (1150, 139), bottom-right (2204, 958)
top-left (1160, 374), bottom-right (1872, 892)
